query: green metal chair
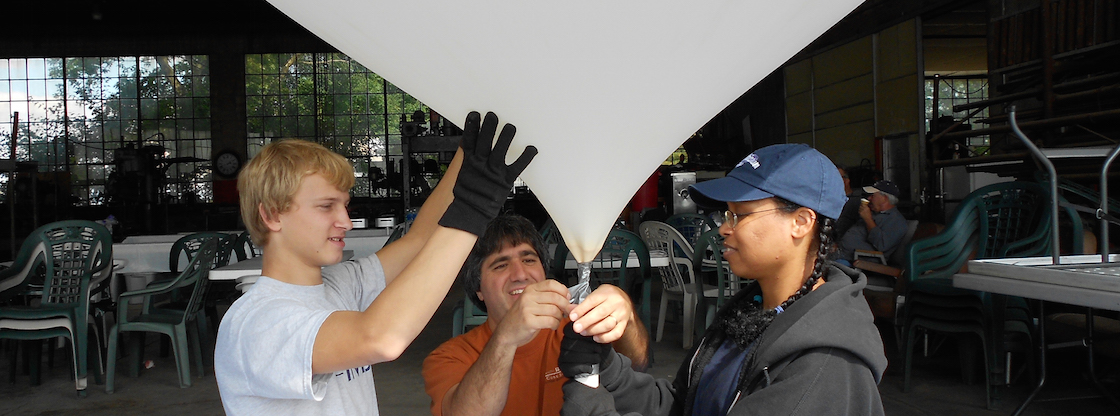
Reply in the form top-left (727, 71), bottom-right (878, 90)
top-left (107, 238), bottom-right (219, 392)
top-left (0, 220), bottom-right (113, 396)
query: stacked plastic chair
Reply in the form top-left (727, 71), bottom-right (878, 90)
top-left (0, 220), bottom-right (113, 396)
top-left (901, 181), bottom-right (1083, 409)
top-left (107, 238), bottom-right (220, 392)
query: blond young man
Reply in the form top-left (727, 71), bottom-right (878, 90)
top-left (215, 112), bottom-right (536, 415)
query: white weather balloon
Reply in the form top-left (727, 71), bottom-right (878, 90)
top-left (266, 0), bottom-right (863, 261)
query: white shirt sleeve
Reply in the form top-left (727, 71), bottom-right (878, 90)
top-left (231, 293), bottom-right (335, 400)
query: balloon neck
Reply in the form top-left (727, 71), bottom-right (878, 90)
top-left (577, 262), bottom-right (592, 279)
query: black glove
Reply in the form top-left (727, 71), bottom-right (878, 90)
top-left (439, 111), bottom-right (537, 236)
top-left (558, 322), bottom-right (613, 379)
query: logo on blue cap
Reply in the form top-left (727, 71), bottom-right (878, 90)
top-left (738, 153), bottom-right (761, 169)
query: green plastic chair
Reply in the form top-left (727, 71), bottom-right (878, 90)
top-left (0, 220), bottom-right (113, 396)
top-left (901, 187), bottom-right (992, 407)
top-left (901, 181), bottom-right (1083, 409)
top-left (107, 238), bottom-right (219, 392)
top-left (451, 295), bottom-right (488, 337)
top-left (539, 218), bottom-right (562, 247)
top-left (666, 213), bottom-right (718, 249)
top-left (161, 232), bottom-right (236, 341)
top-left (232, 230), bottom-right (259, 262)
top-left (170, 232), bottom-right (235, 273)
top-left (692, 229), bottom-right (743, 339)
top-left (552, 229), bottom-right (652, 330)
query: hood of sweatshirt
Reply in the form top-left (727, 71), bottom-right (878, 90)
top-left (742, 264), bottom-right (888, 385)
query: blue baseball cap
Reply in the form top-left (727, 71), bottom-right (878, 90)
top-left (688, 144), bottom-right (847, 220)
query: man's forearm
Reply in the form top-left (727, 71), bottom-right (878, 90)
top-left (612, 312), bottom-right (650, 371)
top-left (445, 336), bottom-right (518, 416)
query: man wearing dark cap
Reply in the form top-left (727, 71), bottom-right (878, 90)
top-left (836, 180), bottom-right (908, 266)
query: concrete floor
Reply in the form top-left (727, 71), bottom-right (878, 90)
top-left (2, 283), bottom-right (1118, 416)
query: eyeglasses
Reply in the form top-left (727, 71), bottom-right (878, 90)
top-left (721, 207), bottom-right (782, 228)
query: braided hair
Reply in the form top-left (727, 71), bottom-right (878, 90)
top-left (717, 197), bottom-right (837, 348)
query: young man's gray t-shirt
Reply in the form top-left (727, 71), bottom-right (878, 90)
top-left (215, 255), bottom-right (387, 416)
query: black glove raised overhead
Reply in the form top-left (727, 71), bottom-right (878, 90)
top-left (558, 322), bottom-right (613, 379)
top-left (439, 111), bottom-right (537, 236)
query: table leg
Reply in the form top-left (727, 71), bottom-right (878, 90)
top-left (1012, 300), bottom-right (1047, 416)
top-left (1084, 308), bottom-right (1120, 410)
top-left (1013, 303), bottom-right (1120, 416)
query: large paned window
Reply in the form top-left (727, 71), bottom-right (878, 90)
top-left (1, 56), bottom-right (211, 205)
top-left (245, 53), bottom-right (428, 198)
top-left (925, 75), bottom-right (989, 156)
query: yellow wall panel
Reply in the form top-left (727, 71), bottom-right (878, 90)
top-left (814, 121), bottom-right (875, 167)
top-left (788, 132), bottom-right (813, 146)
top-left (814, 73), bottom-right (874, 114)
top-left (816, 102), bottom-right (874, 130)
top-left (786, 92), bottom-right (813, 135)
top-left (924, 38), bottom-right (987, 72)
top-left (813, 37), bottom-right (872, 86)
top-left (877, 74), bottom-right (919, 136)
top-left (877, 19), bottom-right (918, 82)
top-left (783, 18), bottom-right (919, 175)
top-left (785, 59), bottom-right (813, 96)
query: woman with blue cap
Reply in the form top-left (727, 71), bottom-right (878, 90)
top-left (557, 144), bottom-right (888, 415)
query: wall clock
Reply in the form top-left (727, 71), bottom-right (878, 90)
top-left (215, 150), bottom-right (242, 177)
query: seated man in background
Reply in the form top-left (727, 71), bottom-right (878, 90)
top-left (837, 180), bottom-right (908, 266)
top-left (422, 214), bottom-right (648, 416)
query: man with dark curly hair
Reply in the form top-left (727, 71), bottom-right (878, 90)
top-left (422, 214), bottom-right (648, 416)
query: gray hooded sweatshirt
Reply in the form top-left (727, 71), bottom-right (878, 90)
top-left (563, 265), bottom-right (888, 416)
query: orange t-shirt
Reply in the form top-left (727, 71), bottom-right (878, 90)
top-left (422, 319), bottom-right (570, 416)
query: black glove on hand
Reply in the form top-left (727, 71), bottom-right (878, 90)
top-left (439, 111), bottom-right (537, 236)
top-left (558, 322), bottom-right (613, 379)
